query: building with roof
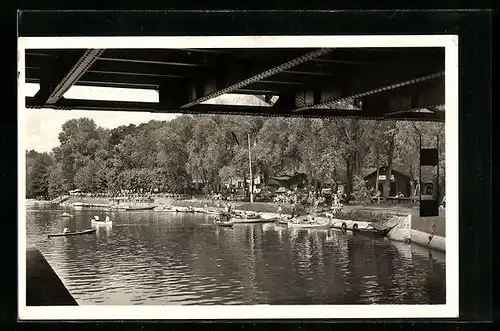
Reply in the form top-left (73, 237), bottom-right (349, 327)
top-left (267, 172), bottom-right (307, 190)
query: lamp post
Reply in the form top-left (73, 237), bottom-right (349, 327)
top-left (248, 133), bottom-right (254, 203)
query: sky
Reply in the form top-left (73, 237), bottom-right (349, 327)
top-left (23, 84), bottom-right (270, 153)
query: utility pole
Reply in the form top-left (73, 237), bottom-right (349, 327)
top-left (248, 133), bottom-right (254, 203)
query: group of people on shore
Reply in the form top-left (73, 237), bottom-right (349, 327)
top-left (275, 189), bottom-right (344, 223)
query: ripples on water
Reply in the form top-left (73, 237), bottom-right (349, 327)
top-left (26, 208), bottom-right (446, 305)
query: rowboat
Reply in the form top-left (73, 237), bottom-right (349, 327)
top-left (111, 205), bottom-right (129, 210)
top-left (287, 217), bottom-right (331, 229)
top-left (124, 205), bottom-right (156, 211)
top-left (60, 212), bottom-right (73, 217)
top-left (154, 206), bottom-right (177, 212)
top-left (233, 211), bottom-right (261, 219)
top-left (214, 220), bottom-right (234, 227)
top-left (91, 215), bottom-right (112, 224)
top-left (48, 229), bottom-right (97, 237)
top-left (277, 214), bottom-right (294, 224)
top-left (175, 207), bottom-right (195, 213)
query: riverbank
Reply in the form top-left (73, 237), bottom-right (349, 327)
top-left (59, 196), bottom-right (446, 251)
top-left (26, 199), bottom-right (56, 207)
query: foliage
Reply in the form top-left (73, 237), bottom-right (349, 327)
top-left (351, 175), bottom-right (372, 205)
top-left (26, 150), bottom-right (53, 199)
top-left (26, 114), bottom-right (446, 202)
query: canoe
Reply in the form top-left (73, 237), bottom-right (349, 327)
top-left (124, 205), bottom-right (156, 211)
top-left (60, 213), bottom-right (73, 217)
top-left (287, 217), bottom-right (331, 229)
top-left (214, 220), bottom-right (234, 227)
top-left (48, 229), bottom-right (97, 237)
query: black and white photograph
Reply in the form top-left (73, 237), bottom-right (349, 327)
top-left (18, 35), bottom-right (458, 319)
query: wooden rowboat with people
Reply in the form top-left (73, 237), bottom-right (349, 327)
top-left (91, 215), bottom-right (112, 225)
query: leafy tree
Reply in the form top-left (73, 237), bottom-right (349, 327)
top-left (326, 118), bottom-right (376, 197)
top-left (26, 150), bottom-right (53, 199)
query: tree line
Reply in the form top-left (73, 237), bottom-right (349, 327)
top-left (26, 114), bottom-right (445, 201)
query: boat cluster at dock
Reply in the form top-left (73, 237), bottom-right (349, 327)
top-left (48, 202), bottom-right (395, 237)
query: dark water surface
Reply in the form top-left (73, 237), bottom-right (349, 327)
top-left (26, 208), bottom-right (446, 305)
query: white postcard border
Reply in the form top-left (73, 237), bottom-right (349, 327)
top-left (17, 35), bottom-right (459, 320)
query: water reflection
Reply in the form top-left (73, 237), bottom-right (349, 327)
top-left (26, 208), bottom-right (446, 305)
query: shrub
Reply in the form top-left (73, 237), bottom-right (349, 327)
top-left (351, 175), bottom-right (372, 205)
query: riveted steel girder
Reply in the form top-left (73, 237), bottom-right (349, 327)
top-left (44, 49), bottom-right (104, 104)
top-left (179, 48), bottom-right (334, 109)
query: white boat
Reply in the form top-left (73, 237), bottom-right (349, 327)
top-left (91, 215), bottom-right (112, 225)
top-left (287, 217), bottom-right (331, 229)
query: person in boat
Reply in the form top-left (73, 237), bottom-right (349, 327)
top-left (63, 227), bottom-right (70, 234)
top-left (277, 204), bottom-right (283, 219)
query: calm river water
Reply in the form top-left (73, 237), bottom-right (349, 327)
top-left (26, 207), bottom-right (446, 305)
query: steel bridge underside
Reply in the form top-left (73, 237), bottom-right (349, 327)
top-left (25, 47), bottom-right (445, 122)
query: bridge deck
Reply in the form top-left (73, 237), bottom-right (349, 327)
top-left (24, 47), bottom-right (444, 121)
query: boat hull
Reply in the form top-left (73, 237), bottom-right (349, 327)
top-left (288, 217), bottom-right (331, 229)
top-left (215, 221), bottom-right (234, 227)
top-left (124, 206), bottom-right (156, 211)
top-left (48, 229), bottom-right (97, 237)
top-left (154, 208), bottom-right (177, 212)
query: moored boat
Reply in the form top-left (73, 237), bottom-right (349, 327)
top-left (233, 211), bottom-right (261, 219)
top-left (287, 217), bottom-right (331, 229)
top-left (175, 207), bottom-right (195, 213)
top-left (112, 205), bottom-right (129, 210)
top-left (327, 214), bottom-right (394, 235)
top-left (48, 229), bottom-right (96, 237)
top-left (204, 208), bottom-right (221, 215)
top-left (214, 220), bottom-right (234, 227)
top-left (124, 205), bottom-right (156, 211)
top-left (154, 206), bottom-right (176, 212)
top-left (60, 212), bottom-right (73, 217)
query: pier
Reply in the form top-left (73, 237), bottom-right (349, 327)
top-left (26, 246), bottom-right (78, 306)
